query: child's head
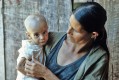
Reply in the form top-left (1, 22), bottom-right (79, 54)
top-left (24, 13), bottom-right (48, 46)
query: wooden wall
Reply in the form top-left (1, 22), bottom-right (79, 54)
top-left (0, 0), bottom-right (5, 80)
top-left (0, 0), bottom-right (119, 80)
top-left (94, 0), bottom-right (119, 80)
top-left (4, 1), bottom-right (33, 80)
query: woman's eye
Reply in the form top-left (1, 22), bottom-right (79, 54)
top-left (74, 29), bottom-right (78, 32)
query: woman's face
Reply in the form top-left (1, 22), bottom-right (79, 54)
top-left (67, 15), bottom-right (91, 44)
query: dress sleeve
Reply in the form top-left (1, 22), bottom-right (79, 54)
top-left (17, 40), bottom-right (32, 64)
top-left (83, 54), bottom-right (109, 80)
top-left (18, 40), bottom-right (30, 58)
top-left (45, 32), bottom-right (66, 55)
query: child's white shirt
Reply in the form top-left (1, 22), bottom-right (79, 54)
top-left (16, 40), bottom-right (45, 80)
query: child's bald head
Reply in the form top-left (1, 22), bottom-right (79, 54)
top-left (24, 13), bottom-right (48, 46)
top-left (24, 13), bottom-right (48, 32)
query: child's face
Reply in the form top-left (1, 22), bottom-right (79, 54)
top-left (28, 22), bottom-right (48, 46)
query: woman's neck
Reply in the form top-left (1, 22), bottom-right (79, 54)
top-left (65, 38), bottom-right (93, 54)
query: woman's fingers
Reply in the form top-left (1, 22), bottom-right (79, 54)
top-left (25, 60), bottom-right (34, 73)
top-left (25, 58), bottom-right (46, 78)
top-left (25, 64), bottom-right (32, 73)
top-left (25, 63), bottom-right (36, 77)
top-left (26, 60), bottom-right (33, 66)
top-left (25, 68), bottom-right (32, 74)
top-left (26, 73), bottom-right (33, 77)
top-left (32, 55), bottom-right (41, 64)
top-left (26, 71), bottom-right (36, 78)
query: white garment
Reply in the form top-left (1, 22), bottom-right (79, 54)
top-left (16, 40), bottom-right (46, 80)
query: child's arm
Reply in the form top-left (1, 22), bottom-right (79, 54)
top-left (16, 57), bottom-right (26, 75)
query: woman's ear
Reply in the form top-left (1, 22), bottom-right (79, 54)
top-left (91, 32), bottom-right (99, 40)
top-left (26, 31), bottom-right (32, 39)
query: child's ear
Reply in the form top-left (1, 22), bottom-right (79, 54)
top-left (26, 31), bottom-right (32, 39)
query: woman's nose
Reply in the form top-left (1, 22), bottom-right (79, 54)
top-left (67, 27), bottom-right (72, 35)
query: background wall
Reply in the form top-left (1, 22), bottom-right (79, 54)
top-left (0, 0), bottom-right (119, 80)
top-left (95, 0), bottom-right (119, 80)
top-left (0, 0), bottom-right (5, 80)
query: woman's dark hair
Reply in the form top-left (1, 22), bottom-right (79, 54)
top-left (73, 2), bottom-right (109, 55)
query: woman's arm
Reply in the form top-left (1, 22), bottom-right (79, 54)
top-left (44, 68), bottom-right (60, 80)
top-left (25, 58), bottom-right (60, 80)
top-left (16, 57), bottom-right (26, 75)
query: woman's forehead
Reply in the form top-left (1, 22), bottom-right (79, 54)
top-left (70, 15), bottom-right (83, 30)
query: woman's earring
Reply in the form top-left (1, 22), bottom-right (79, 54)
top-left (94, 37), bottom-right (96, 41)
top-left (91, 36), bottom-right (96, 41)
top-left (91, 32), bottom-right (98, 41)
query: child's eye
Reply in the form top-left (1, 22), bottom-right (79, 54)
top-left (43, 31), bottom-right (47, 35)
top-left (34, 33), bottom-right (39, 37)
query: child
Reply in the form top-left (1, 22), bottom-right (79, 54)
top-left (16, 13), bottom-right (48, 80)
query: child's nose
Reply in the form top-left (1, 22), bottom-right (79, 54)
top-left (39, 35), bottom-right (44, 40)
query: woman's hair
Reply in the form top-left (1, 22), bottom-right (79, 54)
top-left (73, 2), bottom-right (109, 55)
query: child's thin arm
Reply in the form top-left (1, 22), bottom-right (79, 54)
top-left (16, 57), bottom-right (26, 75)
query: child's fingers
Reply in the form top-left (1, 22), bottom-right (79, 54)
top-left (32, 55), bottom-right (40, 64)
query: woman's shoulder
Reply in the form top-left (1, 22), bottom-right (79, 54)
top-left (45, 32), bottom-right (66, 55)
top-left (83, 46), bottom-right (109, 79)
top-left (74, 45), bottom-right (109, 80)
top-left (89, 45), bottom-right (108, 57)
top-left (85, 45), bottom-right (109, 67)
top-left (48, 32), bottom-right (66, 40)
top-left (88, 45), bottom-right (108, 61)
top-left (47, 32), bottom-right (66, 45)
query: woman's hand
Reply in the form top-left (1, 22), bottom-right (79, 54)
top-left (25, 56), bottom-right (60, 80)
top-left (25, 57), bottom-right (47, 78)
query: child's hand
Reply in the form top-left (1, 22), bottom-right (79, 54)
top-left (16, 57), bottom-right (26, 75)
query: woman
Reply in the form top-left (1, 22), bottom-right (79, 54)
top-left (25, 2), bottom-right (109, 80)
